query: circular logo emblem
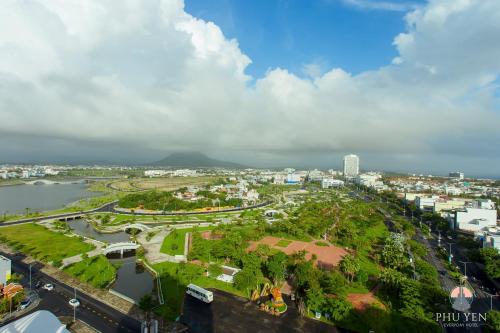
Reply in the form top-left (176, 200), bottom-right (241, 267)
top-left (450, 286), bottom-right (474, 312)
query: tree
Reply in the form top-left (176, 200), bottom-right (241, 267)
top-left (267, 252), bottom-right (288, 285)
top-left (241, 252), bottom-right (263, 276)
top-left (485, 310), bottom-right (500, 332)
top-left (139, 293), bottom-right (156, 322)
top-left (234, 268), bottom-right (257, 297)
top-left (382, 233), bottom-right (408, 270)
top-left (399, 280), bottom-right (426, 320)
top-left (322, 297), bottom-right (352, 321)
top-left (293, 260), bottom-right (315, 290)
top-left (339, 255), bottom-right (360, 283)
top-left (208, 263), bottom-right (223, 278)
top-left (320, 270), bottom-right (347, 295)
top-left (378, 268), bottom-right (407, 290)
top-left (480, 248), bottom-right (500, 279)
top-left (305, 286), bottom-right (325, 314)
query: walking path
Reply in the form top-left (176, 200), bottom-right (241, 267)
top-left (61, 240), bottom-right (104, 269)
top-left (137, 228), bottom-right (187, 264)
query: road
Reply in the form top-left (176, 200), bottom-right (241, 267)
top-left (181, 290), bottom-right (344, 333)
top-left (0, 251), bottom-right (141, 333)
top-left (429, 230), bottom-right (500, 314)
top-left (1, 201), bottom-right (273, 226)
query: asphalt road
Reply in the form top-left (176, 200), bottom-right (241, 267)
top-left (0, 252), bottom-right (141, 333)
top-left (1, 200), bottom-right (273, 226)
top-left (181, 290), bottom-right (343, 333)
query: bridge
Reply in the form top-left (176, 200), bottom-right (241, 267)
top-left (25, 179), bottom-right (86, 185)
top-left (121, 223), bottom-right (150, 233)
top-left (102, 242), bottom-right (140, 257)
top-left (0, 201), bottom-right (118, 226)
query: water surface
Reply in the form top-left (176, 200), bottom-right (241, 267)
top-left (0, 183), bottom-right (100, 215)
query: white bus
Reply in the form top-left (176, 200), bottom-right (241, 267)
top-left (186, 284), bottom-right (213, 303)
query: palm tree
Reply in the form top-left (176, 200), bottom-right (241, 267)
top-left (339, 254), bottom-right (360, 283)
top-left (139, 293), bottom-right (156, 326)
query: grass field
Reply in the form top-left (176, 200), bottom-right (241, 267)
top-left (275, 239), bottom-right (292, 247)
top-left (0, 223), bottom-right (94, 263)
top-left (109, 176), bottom-right (217, 192)
top-left (64, 255), bottom-right (117, 288)
top-left (153, 261), bottom-right (244, 320)
top-left (160, 227), bottom-right (212, 255)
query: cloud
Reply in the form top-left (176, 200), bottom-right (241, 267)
top-left (0, 0), bottom-right (499, 173)
top-left (340, 0), bottom-right (418, 12)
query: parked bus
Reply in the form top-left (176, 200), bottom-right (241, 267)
top-left (186, 284), bottom-right (213, 303)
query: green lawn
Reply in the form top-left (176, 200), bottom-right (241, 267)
top-left (153, 261), bottom-right (244, 320)
top-left (64, 255), bottom-right (118, 288)
top-left (160, 227), bottom-right (212, 255)
top-left (0, 223), bottom-right (94, 263)
top-left (275, 239), bottom-right (292, 247)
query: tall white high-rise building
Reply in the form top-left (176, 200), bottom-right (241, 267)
top-left (343, 154), bottom-right (359, 177)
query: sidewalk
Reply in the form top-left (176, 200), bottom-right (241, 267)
top-left (61, 239), bottom-right (104, 269)
top-left (0, 243), bottom-right (143, 321)
top-left (137, 228), bottom-right (186, 264)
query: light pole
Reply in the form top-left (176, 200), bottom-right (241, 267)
top-left (448, 243), bottom-right (454, 264)
top-left (73, 287), bottom-right (77, 322)
top-left (484, 291), bottom-right (497, 311)
top-left (438, 231), bottom-right (441, 247)
top-left (29, 264), bottom-right (32, 291)
top-left (459, 261), bottom-right (471, 279)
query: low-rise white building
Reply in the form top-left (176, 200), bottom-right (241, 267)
top-left (482, 228), bottom-right (500, 251)
top-left (321, 178), bottom-right (344, 189)
top-left (415, 195), bottom-right (440, 212)
top-left (451, 207), bottom-right (497, 232)
top-left (144, 170), bottom-right (170, 177)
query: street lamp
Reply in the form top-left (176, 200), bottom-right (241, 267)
top-left (459, 261), bottom-right (471, 280)
top-left (448, 243), bottom-right (454, 264)
top-left (73, 287), bottom-right (77, 322)
top-left (484, 291), bottom-right (497, 311)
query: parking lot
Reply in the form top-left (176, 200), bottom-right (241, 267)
top-left (181, 290), bottom-right (343, 333)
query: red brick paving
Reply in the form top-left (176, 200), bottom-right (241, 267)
top-left (247, 236), bottom-right (347, 269)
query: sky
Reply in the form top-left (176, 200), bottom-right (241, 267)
top-left (0, 0), bottom-right (499, 176)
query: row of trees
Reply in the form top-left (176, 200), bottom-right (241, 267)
top-left (480, 247), bottom-right (500, 279)
top-left (118, 190), bottom-right (243, 211)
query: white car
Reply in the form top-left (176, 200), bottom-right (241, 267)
top-left (69, 298), bottom-right (80, 307)
top-left (43, 283), bottom-right (54, 291)
top-left (19, 299), bottom-right (31, 310)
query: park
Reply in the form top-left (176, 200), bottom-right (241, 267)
top-left (0, 176), bottom-right (455, 332)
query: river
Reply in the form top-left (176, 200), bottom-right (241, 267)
top-left (67, 219), bottom-right (155, 303)
top-left (0, 182), bottom-right (100, 215)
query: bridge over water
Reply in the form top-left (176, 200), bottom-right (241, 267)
top-left (103, 242), bottom-right (140, 257)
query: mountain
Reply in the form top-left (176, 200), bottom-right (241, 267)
top-left (151, 152), bottom-right (247, 168)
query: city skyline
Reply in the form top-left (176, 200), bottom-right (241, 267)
top-left (1, 0), bottom-right (500, 176)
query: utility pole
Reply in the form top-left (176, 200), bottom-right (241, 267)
top-left (29, 264), bottom-right (32, 291)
